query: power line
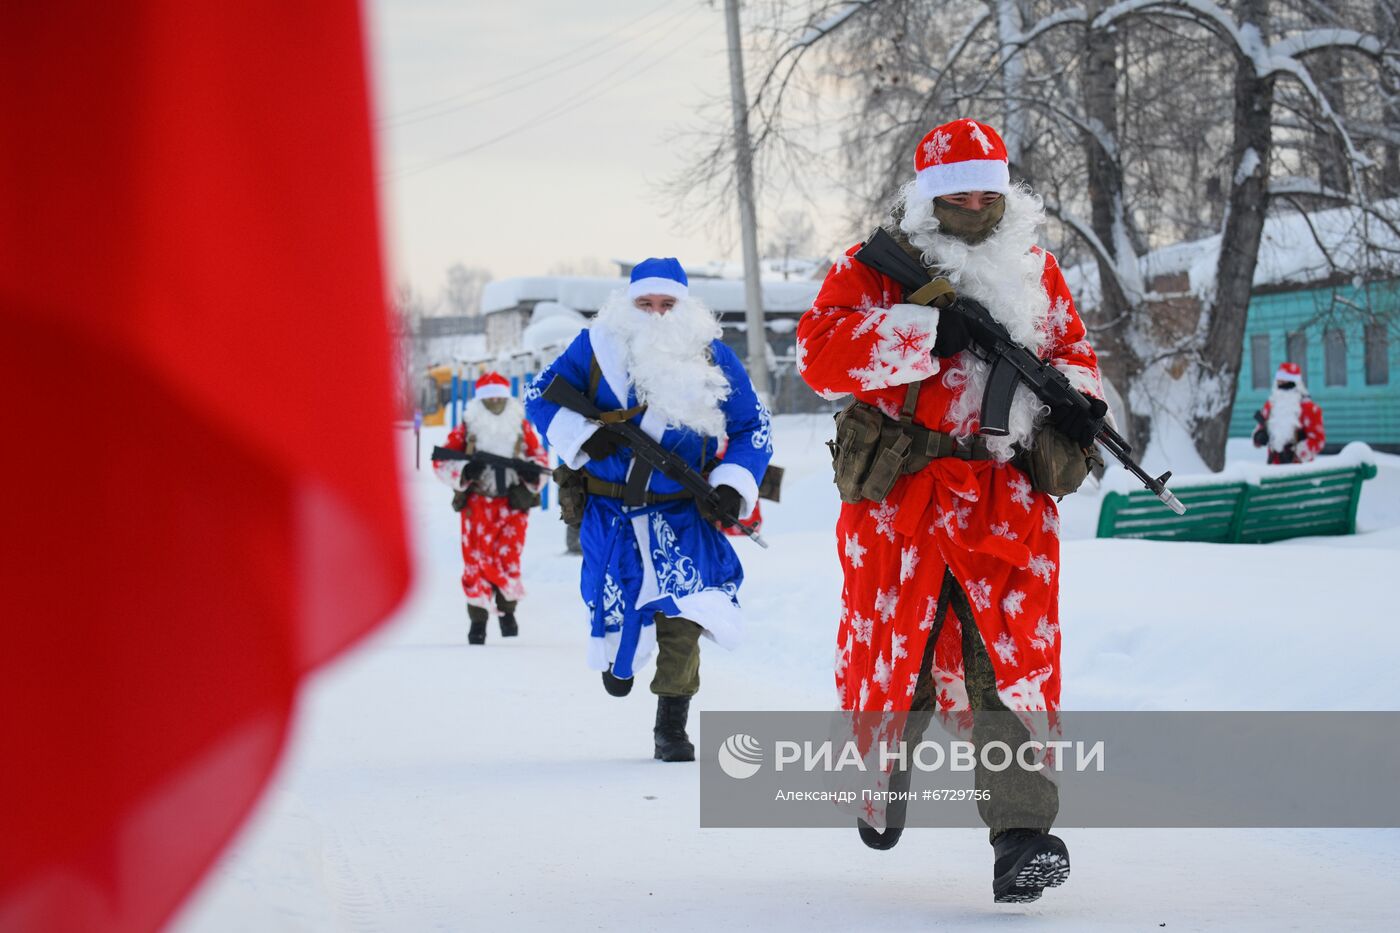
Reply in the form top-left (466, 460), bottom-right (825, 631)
top-left (381, 0), bottom-right (684, 127)
top-left (388, 11), bottom-right (708, 181)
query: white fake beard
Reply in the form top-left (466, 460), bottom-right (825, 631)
top-left (592, 290), bottom-right (731, 436)
top-left (1266, 387), bottom-right (1303, 452)
top-left (466, 396), bottom-right (525, 456)
top-left (898, 183), bottom-right (1052, 459)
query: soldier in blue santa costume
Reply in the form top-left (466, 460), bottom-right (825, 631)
top-left (525, 257), bottom-right (773, 762)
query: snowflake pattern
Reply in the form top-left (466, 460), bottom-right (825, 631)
top-left (844, 532), bottom-right (868, 568)
top-left (919, 595), bottom-right (939, 631)
top-left (874, 586), bottom-right (899, 621)
top-left (993, 632), bottom-right (1019, 665)
top-left (890, 630), bottom-right (908, 662)
top-left (1027, 553), bottom-right (1056, 584)
top-left (1047, 295), bottom-right (1073, 338)
top-left (990, 520), bottom-right (1019, 540)
top-left (1008, 474), bottom-right (1035, 511)
top-left (922, 129), bottom-right (953, 165)
top-left (870, 501), bottom-right (900, 542)
top-left (1002, 589), bottom-right (1026, 618)
top-left (851, 613), bottom-right (874, 646)
top-left (873, 652), bottom-right (891, 690)
top-left (888, 323), bottom-right (931, 359)
top-left (899, 545), bottom-right (920, 583)
top-left (1029, 615), bottom-right (1059, 651)
top-left (1042, 509), bottom-right (1061, 536)
top-left (966, 120), bottom-right (994, 154)
top-left (966, 578), bottom-right (993, 612)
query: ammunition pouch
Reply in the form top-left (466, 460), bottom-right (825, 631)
top-left (553, 464), bottom-right (588, 527)
top-left (828, 399), bottom-right (885, 504)
top-left (506, 482), bottom-right (542, 513)
top-left (1019, 426), bottom-right (1102, 498)
top-left (828, 380), bottom-right (998, 504)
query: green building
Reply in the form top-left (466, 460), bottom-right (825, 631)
top-left (1229, 278), bottom-right (1399, 451)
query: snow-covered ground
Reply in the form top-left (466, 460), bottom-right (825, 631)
top-left (174, 416), bottom-right (1400, 931)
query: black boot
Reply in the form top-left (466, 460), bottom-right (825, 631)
top-left (992, 829), bottom-right (1070, 903)
top-left (601, 665), bottom-right (633, 697)
top-left (467, 606), bottom-right (489, 645)
top-left (653, 695), bottom-right (695, 762)
top-left (499, 613), bottom-right (518, 637)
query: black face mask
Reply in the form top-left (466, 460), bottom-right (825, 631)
top-left (932, 197), bottom-right (1006, 244)
top-left (1276, 382), bottom-right (1297, 391)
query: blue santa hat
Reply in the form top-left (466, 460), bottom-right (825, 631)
top-left (628, 256), bottom-right (689, 301)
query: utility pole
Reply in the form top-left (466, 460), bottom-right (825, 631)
top-left (724, 0), bottom-right (770, 400)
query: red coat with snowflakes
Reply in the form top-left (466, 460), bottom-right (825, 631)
top-left (434, 414), bottom-right (549, 609)
top-left (1254, 396), bottom-right (1325, 464)
top-left (797, 242), bottom-right (1103, 722)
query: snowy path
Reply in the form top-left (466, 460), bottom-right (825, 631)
top-left (175, 418), bottom-right (1400, 931)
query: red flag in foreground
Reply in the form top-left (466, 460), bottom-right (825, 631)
top-left (0, 4), bottom-right (410, 930)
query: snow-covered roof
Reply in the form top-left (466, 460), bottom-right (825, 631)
top-left (1066, 200), bottom-right (1400, 311)
top-left (482, 274), bottom-right (821, 316)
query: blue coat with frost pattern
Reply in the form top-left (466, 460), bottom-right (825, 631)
top-left (524, 327), bottom-right (773, 680)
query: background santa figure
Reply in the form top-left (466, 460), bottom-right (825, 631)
top-left (435, 372), bottom-right (550, 644)
top-left (1252, 362), bottom-right (1325, 464)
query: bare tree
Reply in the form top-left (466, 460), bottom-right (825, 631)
top-left (441, 263), bottom-right (491, 318)
top-left (672, 0), bottom-right (1400, 467)
top-left (765, 209), bottom-right (818, 278)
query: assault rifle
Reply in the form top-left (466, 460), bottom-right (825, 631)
top-left (431, 447), bottom-right (548, 491)
top-left (854, 227), bottom-right (1185, 514)
top-left (540, 376), bottom-right (769, 548)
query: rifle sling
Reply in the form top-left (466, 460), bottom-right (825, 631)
top-left (584, 475), bottom-right (694, 505)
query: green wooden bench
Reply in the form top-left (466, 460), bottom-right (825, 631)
top-left (1096, 462), bottom-right (1378, 543)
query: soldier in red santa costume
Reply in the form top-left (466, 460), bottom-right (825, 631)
top-left (799, 118), bottom-right (1108, 902)
top-left (434, 372), bottom-right (550, 644)
top-left (1252, 361), bottom-right (1326, 464)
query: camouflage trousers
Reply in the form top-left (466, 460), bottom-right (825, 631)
top-left (907, 568), bottom-right (1060, 840)
top-left (651, 613), bottom-right (703, 698)
top-left (467, 585), bottom-right (517, 623)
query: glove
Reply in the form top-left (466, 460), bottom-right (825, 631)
top-left (1252, 427), bottom-right (1268, 447)
top-left (1049, 392), bottom-right (1108, 448)
top-left (451, 489), bottom-right (469, 512)
top-left (581, 429), bottom-right (620, 461)
top-left (459, 459), bottom-right (486, 483)
top-left (705, 485), bottom-right (746, 528)
top-left (931, 296), bottom-right (993, 358)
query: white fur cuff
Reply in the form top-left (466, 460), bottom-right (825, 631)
top-left (847, 303), bottom-right (941, 390)
top-left (545, 408), bottom-right (600, 469)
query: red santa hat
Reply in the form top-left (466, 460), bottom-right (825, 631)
top-left (474, 371), bottom-right (511, 399)
top-left (1275, 361), bottom-right (1303, 384)
top-left (913, 118), bottom-right (1011, 200)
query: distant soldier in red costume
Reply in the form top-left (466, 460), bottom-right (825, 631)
top-left (435, 372), bottom-right (549, 644)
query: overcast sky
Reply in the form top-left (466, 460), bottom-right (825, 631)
top-left (367, 0), bottom-right (800, 293)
